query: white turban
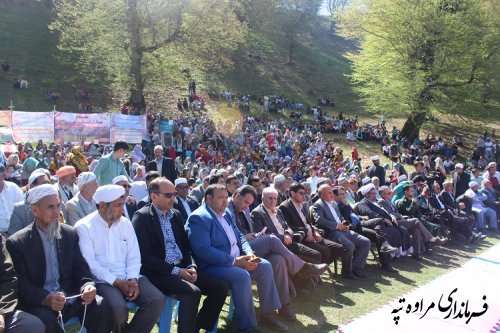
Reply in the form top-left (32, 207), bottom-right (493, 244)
top-left (464, 189), bottom-right (475, 199)
top-left (93, 185), bottom-right (125, 204)
top-left (27, 184), bottom-right (59, 205)
top-left (371, 155), bottom-right (380, 161)
top-left (361, 183), bottom-right (376, 196)
top-left (154, 145), bottom-right (163, 151)
top-left (468, 181), bottom-right (478, 188)
top-left (76, 172), bottom-right (96, 189)
top-left (112, 175), bottom-right (129, 185)
top-left (28, 170), bottom-right (48, 186)
top-left (455, 163), bottom-right (464, 169)
top-left (175, 178), bottom-right (188, 187)
top-left (362, 177), bottom-right (371, 185)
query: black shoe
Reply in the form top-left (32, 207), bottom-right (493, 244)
top-left (259, 313), bottom-right (289, 332)
top-left (352, 269), bottom-right (367, 279)
top-left (380, 242), bottom-right (399, 254)
top-left (424, 248), bottom-right (433, 255)
top-left (296, 263), bottom-right (328, 280)
top-left (411, 254), bottom-right (422, 261)
top-left (381, 264), bottom-right (398, 273)
top-left (278, 304), bottom-right (297, 322)
top-left (341, 271), bottom-right (357, 280)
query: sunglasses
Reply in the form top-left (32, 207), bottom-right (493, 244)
top-left (155, 191), bottom-right (177, 198)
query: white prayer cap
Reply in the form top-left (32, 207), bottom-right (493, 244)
top-left (27, 184), bottom-right (59, 205)
top-left (371, 155), bottom-right (380, 161)
top-left (337, 177), bottom-right (348, 185)
top-left (154, 145), bottom-right (163, 151)
top-left (398, 175), bottom-right (407, 182)
top-left (93, 185), bottom-right (125, 204)
top-left (455, 163), bottom-right (464, 169)
top-left (361, 177), bottom-right (371, 185)
top-left (361, 183), bottom-right (376, 196)
top-left (274, 174), bottom-right (286, 184)
top-left (464, 189), bottom-right (475, 199)
top-left (112, 175), bottom-right (129, 185)
top-left (28, 169), bottom-right (48, 186)
top-left (76, 172), bottom-right (96, 188)
top-left (175, 178), bottom-right (188, 187)
top-left (468, 181), bottom-right (478, 188)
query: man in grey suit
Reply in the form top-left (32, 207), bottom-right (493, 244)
top-left (66, 172), bottom-right (98, 226)
top-left (8, 170), bottom-right (50, 235)
top-left (312, 184), bottom-right (371, 279)
top-left (228, 185), bottom-right (328, 323)
top-left (189, 176), bottom-right (209, 205)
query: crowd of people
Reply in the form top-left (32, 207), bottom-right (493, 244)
top-left (0, 108), bottom-right (499, 333)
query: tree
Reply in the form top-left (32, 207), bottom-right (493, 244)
top-left (337, 0), bottom-right (500, 140)
top-left (50, 0), bottom-right (246, 114)
top-left (274, 0), bottom-right (323, 64)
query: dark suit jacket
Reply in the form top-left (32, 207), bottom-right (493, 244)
top-left (173, 196), bottom-right (200, 223)
top-left (356, 198), bottom-right (392, 220)
top-left (6, 224), bottom-right (94, 310)
top-left (439, 190), bottom-right (459, 211)
top-left (125, 196), bottom-right (138, 220)
top-left (147, 157), bottom-right (177, 183)
top-left (137, 195), bottom-right (151, 210)
top-left (132, 205), bottom-right (194, 278)
top-left (0, 235), bottom-right (18, 316)
top-left (278, 198), bottom-right (316, 235)
top-left (250, 204), bottom-right (294, 243)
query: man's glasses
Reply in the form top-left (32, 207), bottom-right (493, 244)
top-left (155, 191), bottom-right (177, 198)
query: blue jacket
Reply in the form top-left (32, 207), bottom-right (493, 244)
top-left (186, 204), bottom-right (253, 270)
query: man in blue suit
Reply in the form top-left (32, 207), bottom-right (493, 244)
top-left (186, 184), bottom-right (288, 333)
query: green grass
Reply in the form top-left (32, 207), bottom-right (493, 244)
top-left (0, 1), bottom-right (109, 112)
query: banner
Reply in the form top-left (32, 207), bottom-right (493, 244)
top-left (12, 111), bottom-right (54, 143)
top-left (159, 119), bottom-right (174, 134)
top-left (110, 114), bottom-right (146, 144)
top-left (54, 112), bottom-right (111, 144)
top-left (0, 111), bottom-right (13, 143)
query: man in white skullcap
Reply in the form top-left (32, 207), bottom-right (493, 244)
top-left (75, 185), bottom-right (164, 333)
top-left (146, 145), bottom-right (177, 183)
top-left (6, 184), bottom-right (113, 333)
top-left (452, 163), bottom-right (470, 199)
top-left (367, 155), bottom-right (386, 186)
top-left (0, 164), bottom-right (24, 235)
top-left (8, 170), bottom-right (51, 236)
top-left (468, 181), bottom-right (498, 231)
top-left (112, 175), bottom-right (137, 220)
top-left (173, 177), bottom-right (200, 223)
top-left (66, 172), bottom-right (98, 226)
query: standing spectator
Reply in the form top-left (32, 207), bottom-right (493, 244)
top-left (147, 145), bottom-right (177, 184)
top-left (367, 155), bottom-right (386, 186)
top-left (0, 165), bottom-right (24, 235)
top-left (93, 141), bottom-right (131, 185)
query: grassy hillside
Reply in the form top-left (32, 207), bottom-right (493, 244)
top-left (0, 1), bottom-right (109, 112)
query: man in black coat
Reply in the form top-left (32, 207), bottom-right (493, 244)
top-left (0, 235), bottom-right (46, 332)
top-left (452, 163), bottom-right (470, 199)
top-left (6, 184), bottom-right (112, 333)
top-left (367, 155), bottom-right (386, 186)
top-left (132, 178), bottom-right (228, 333)
top-left (146, 145), bottom-right (177, 184)
top-left (173, 178), bottom-right (200, 223)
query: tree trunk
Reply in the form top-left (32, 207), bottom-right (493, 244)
top-left (400, 112), bottom-right (427, 141)
top-left (127, 0), bottom-right (146, 114)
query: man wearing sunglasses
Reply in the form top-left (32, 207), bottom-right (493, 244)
top-left (112, 176), bottom-right (137, 221)
top-left (132, 178), bottom-right (228, 333)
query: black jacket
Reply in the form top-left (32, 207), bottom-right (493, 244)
top-left (147, 157), bottom-right (177, 184)
top-left (6, 224), bottom-right (94, 310)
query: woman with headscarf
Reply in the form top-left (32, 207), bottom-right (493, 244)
top-left (66, 146), bottom-right (89, 174)
top-left (130, 144), bottom-right (146, 164)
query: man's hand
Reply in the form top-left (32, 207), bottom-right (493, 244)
top-left (383, 218), bottom-right (392, 226)
top-left (0, 314), bottom-right (5, 333)
top-left (245, 233), bottom-right (256, 241)
top-left (283, 234), bottom-right (293, 246)
top-left (459, 202), bottom-right (466, 210)
top-left (126, 279), bottom-right (140, 301)
top-left (305, 229), bottom-right (315, 242)
top-left (313, 230), bottom-right (323, 242)
top-left (81, 284), bottom-right (97, 305)
top-left (42, 292), bottom-right (66, 311)
top-left (234, 254), bottom-right (258, 271)
top-left (179, 267), bottom-right (197, 283)
top-left (337, 223), bottom-right (349, 232)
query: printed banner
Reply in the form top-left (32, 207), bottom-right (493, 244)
top-left (159, 119), bottom-right (174, 134)
top-left (12, 111), bottom-right (55, 143)
top-left (110, 114), bottom-right (147, 144)
top-left (54, 112), bottom-right (111, 144)
top-left (0, 111), bottom-right (13, 143)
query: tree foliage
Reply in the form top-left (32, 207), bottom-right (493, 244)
top-left (337, 0), bottom-right (500, 139)
top-left (50, 0), bottom-right (247, 113)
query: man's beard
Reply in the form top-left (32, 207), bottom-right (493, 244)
top-left (105, 208), bottom-right (120, 224)
top-left (46, 222), bottom-right (62, 241)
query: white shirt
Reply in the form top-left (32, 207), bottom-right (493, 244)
top-left (75, 211), bottom-right (141, 285)
top-left (0, 181), bottom-right (24, 231)
top-left (209, 207), bottom-right (240, 259)
top-left (326, 201), bottom-right (342, 224)
top-left (130, 181), bottom-right (148, 202)
top-left (264, 205), bottom-right (285, 235)
top-left (292, 201), bottom-right (311, 231)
